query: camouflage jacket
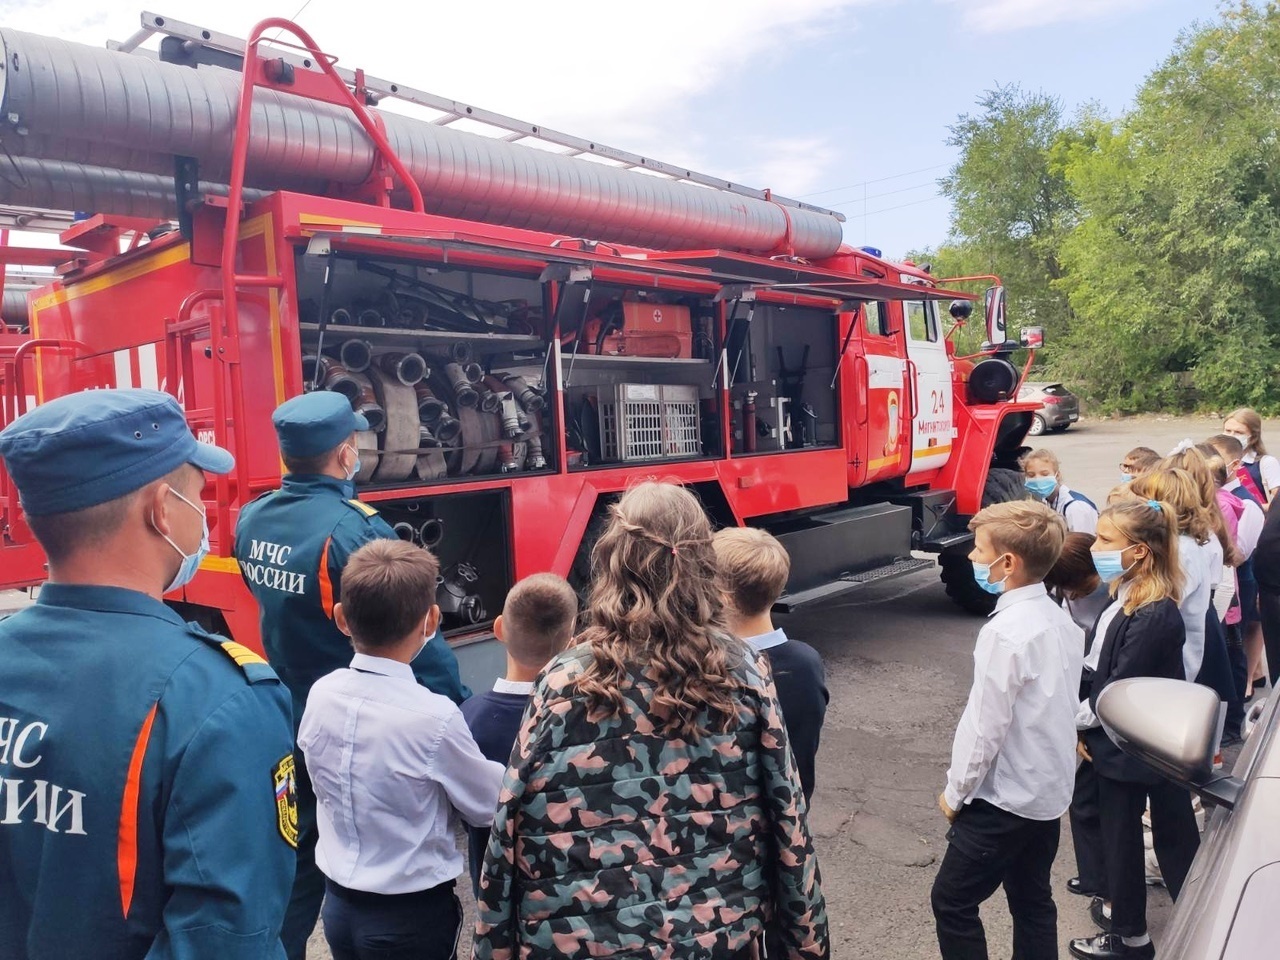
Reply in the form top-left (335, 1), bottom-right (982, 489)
top-left (472, 642), bottom-right (830, 960)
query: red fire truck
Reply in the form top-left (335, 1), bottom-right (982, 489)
top-left (0, 13), bottom-right (1037, 680)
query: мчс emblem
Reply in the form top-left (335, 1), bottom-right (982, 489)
top-left (272, 754), bottom-right (299, 848)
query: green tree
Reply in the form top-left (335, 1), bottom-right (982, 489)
top-left (1058, 2), bottom-right (1280, 412)
top-left (940, 84), bottom-right (1079, 341)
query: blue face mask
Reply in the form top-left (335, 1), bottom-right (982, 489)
top-left (1092, 545), bottom-right (1137, 584)
top-left (1120, 473), bottom-right (1134, 484)
top-left (155, 489), bottom-right (210, 593)
top-left (1025, 476), bottom-right (1058, 498)
top-left (973, 555), bottom-right (1010, 595)
top-left (343, 443), bottom-right (361, 482)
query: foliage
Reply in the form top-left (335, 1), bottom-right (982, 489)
top-left (935, 3), bottom-right (1280, 413)
top-left (938, 84), bottom-right (1079, 342)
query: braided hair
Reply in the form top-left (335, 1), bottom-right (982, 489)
top-left (575, 481), bottom-right (746, 739)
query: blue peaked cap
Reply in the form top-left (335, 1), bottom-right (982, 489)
top-left (0, 388), bottom-right (233, 517)
top-left (271, 391), bottom-right (368, 458)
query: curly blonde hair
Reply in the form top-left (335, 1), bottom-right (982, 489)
top-left (575, 481), bottom-right (746, 740)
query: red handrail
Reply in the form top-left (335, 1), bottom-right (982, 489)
top-left (12, 339), bottom-right (90, 416)
top-left (207, 16), bottom-right (427, 552)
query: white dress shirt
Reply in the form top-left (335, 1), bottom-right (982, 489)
top-left (1076, 588), bottom-right (1126, 730)
top-left (1226, 485), bottom-right (1265, 559)
top-left (745, 627), bottom-right (789, 651)
top-left (298, 652), bottom-right (505, 894)
top-left (1177, 534), bottom-right (1211, 682)
top-left (944, 583), bottom-right (1085, 820)
top-left (1064, 583), bottom-right (1112, 634)
top-left (1242, 451), bottom-right (1280, 495)
top-left (1053, 484), bottom-right (1099, 536)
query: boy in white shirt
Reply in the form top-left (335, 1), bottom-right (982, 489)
top-left (298, 540), bottom-right (504, 960)
top-left (932, 500), bottom-right (1085, 960)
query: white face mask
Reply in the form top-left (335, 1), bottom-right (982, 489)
top-left (1225, 430), bottom-right (1251, 448)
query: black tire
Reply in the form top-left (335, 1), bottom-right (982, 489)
top-left (1028, 414), bottom-right (1047, 437)
top-left (940, 467), bottom-right (1030, 616)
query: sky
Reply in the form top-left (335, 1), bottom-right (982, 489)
top-left (0, 0), bottom-right (1221, 259)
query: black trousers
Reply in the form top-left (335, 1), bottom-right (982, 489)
top-left (1069, 760), bottom-right (1105, 897)
top-left (1096, 776), bottom-right (1199, 938)
top-left (1225, 622), bottom-right (1248, 739)
top-left (1259, 590), bottom-right (1280, 684)
top-left (322, 878), bottom-right (461, 960)
top-left (931, 800), bottom-right (1060, 960)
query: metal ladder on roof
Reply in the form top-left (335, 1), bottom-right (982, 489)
top-left (109, 11), bottom-right (846, 223)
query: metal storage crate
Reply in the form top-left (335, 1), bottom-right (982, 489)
top-left (597, 383), bottom-right (702, 462)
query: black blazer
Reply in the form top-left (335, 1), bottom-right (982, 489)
top-left (1083, 597), bottom-right (1186, 785)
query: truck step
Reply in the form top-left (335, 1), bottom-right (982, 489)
top-left (773, 557), bottom-right (935, 613)
top-left (923, 531), bottom-right (974, 551)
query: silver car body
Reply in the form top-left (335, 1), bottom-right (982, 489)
top-left (1160, 691), bottom-right (1280, 957)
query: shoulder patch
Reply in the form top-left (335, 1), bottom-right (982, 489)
top-left (344, 498), bottom-right (379, 518)
top-left (272, 754), bottom-right (299, 848)
top-left (186, 624), bottom-right (280, 684)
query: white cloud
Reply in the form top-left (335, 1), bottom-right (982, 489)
top-left (942, 0), bottom-right (1160, 33)
top-left (1, 0), bottom-right (868, 197)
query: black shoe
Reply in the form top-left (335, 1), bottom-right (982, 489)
top-left (1068, 933), bottom-right (1155, 959)
top-left (1068, 877), bottom-right (1100, 897)
top-left (1090, 897), bottom-right (1112, 933)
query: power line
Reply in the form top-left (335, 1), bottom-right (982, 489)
top-left (825, 179), bottom-right (942, 208)
top-left (797, 163), bottom-right (950, 199)
top-left (862, 193), bottom-right (949, 217)
top-left (267, 0), bottom-right (318, 42)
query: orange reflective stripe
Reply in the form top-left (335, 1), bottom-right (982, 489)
top-left (118, 702), bottom-right (158, 918)
top-left (319, 535), bottom-right (335, 619)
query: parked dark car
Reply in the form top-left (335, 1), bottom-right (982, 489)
top-left (1018, 381), bottom-right (1080, 436)
top-left (1097, 679), bottom-right (1280, 957)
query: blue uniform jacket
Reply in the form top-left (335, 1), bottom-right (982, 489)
top-left (0, 584), bottom-right (295, 960)
top-left (234, 474), bottom-right (470, 719)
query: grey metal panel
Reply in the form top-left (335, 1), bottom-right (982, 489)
top-left (767, 502), bottom-right (913, 592)
top-left (0, 28), bottom-right (845, 257)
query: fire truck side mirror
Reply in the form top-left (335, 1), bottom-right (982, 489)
top-left (984, 285), bottom-right (1007, 344)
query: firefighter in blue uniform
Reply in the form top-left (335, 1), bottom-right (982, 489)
top-left (234, 390), bottom-right (470, 960)
top-left (0, 388), bottom-right (295, 960)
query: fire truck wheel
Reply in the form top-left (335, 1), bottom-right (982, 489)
top-left (939, 467), bottom-right (1030, 616)
top-left (939, 549), bottom-right (997, 616)
top-left (981, 467), bottom-right (1029, 508)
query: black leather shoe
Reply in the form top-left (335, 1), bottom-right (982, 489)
top-left (1069, 933), bottom-right (1155, 959)
top-left (1090, 897), bottom-right (1112, 932)
top-left (1067, 877), bottom-right (1100, 897)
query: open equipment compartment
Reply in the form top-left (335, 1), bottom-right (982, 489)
top-left (293, 250), bottom-right (555, 487)
top-left (558, 283), bottom-right (722, 469)
top-left (372, 488), bottom-right (513, 637)
top-left (726, 302), bottom-right (840, 455)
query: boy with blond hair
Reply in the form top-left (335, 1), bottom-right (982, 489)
top-left (932, 500), bottom-right (1084, 960)
top-left (714, 526), bottom-right (829, 804)
top-left (461, 573), bottom-right (578, 895)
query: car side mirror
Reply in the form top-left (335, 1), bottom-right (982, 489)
top-left (1097, 678), bottom-right (1244, 809)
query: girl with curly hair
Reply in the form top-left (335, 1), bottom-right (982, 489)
top-left (473, 481), bottom-right (829, 960)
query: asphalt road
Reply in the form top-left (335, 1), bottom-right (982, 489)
top-left (304, 414), bottom-right (1240, 959)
